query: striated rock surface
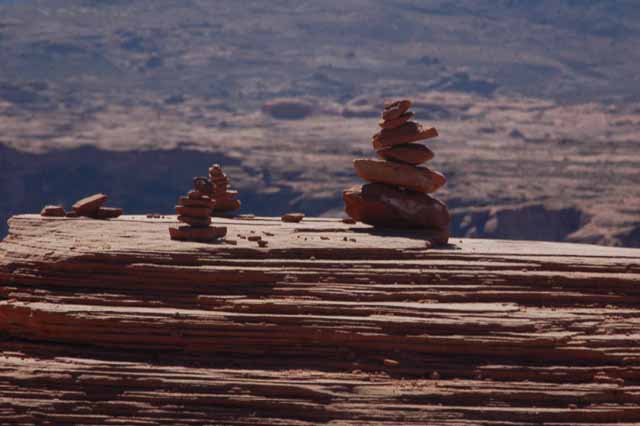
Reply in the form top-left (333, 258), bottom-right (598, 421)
top-left (2, 214), bottom-right (640, 425)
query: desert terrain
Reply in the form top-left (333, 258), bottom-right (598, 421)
top-left (1, 0), bottom-right (639, 246)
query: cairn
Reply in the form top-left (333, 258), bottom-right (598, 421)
top-left (169, 177), bottom-right (227, 242)
top-left (208, 164), bottom-right (241, 216)
top-left (343, 99), bottom-right (450, 245)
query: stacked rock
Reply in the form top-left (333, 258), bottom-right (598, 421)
top-left (169, 177), bottom-right (227, 242)
top-left (209, 164), bottom-right (241, 216)
top-left (343, 99), bottom-right (450, 245)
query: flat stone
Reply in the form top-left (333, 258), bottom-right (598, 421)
top-left (40, 205), bottom-right (65, 217)
top-left (281, 213), bottom-right (305, 223)
top-left (193, 177), bottom-right (214, 195)
top-left (213, 198), bottom-right (241, 212)
top-left (214, 189), bottom-right (236, 199)
top-left (178, 215), bottom-right (211, 227)
top-left (343, 183), bottom-right (450, 241)
top-left (376, 143), bottom-right (434, 165)
top-left (187, 190), bottom-right (207, 200)
top-left (169, 225), bottom-right (227, 242)
top-left (211, 176), bottom-right (229, 184)
top-left (379, 112), bottom-right (413, 129)
top-left (93, 207), bottom-right (123, 219)
top-left (373, 124), bottom-right (438, 150)
top-left (382, 99), bottom-right (411, 120)
top-left (175, 205), bottom-right (211, 218)
top-left (179, 197), bottom-right (215, 208)
top-left (72, 193), bottom-right (107, 216)
top-left (208, 164), bottom-right (224, 175)
top-left (353, 159), bottom-right (446, 193)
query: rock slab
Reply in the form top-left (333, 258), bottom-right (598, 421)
top-left (353, 159), bottom-right (446, 193)
top-left (2, 214), bottom-right (640, 425)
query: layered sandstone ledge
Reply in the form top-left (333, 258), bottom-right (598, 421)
top-left (1, 214), bottom-right (640, 425)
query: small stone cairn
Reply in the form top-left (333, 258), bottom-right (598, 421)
top-left (209, 164), bottom-right (241, 216)
top-left (343, 99), bottom-right (450, 245)
top-left (169, 175), bottom-right (227, 242)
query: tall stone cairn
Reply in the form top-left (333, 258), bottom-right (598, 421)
top-left (169, 176), bottom-right (227, 242)
top-left (343, 99), bottom-right (450, 245)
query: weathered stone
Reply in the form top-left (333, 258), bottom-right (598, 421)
top-left (175, 205), bottom-right (212, 218)
top-left (177, 215), bottom-right (211, 227)
top-left (193, 177), bottom-right (214, 195)
top-left (376, 143), bottom-right (434, 165)
top-left (179, 197), bottom-right (215, 208)
top-left (353, 159), bottom-right (446, 193)
top-left (373, 124), bottom-right (438, 149)
top-left (40, 205), bottom-right (65, 217)
top-left (209, 164), bottom-right (241, 214)
top-left (343, 183), bottom-right (450, 235)
top-left (3, 215), bottom-right (640, 425)
top-left (188, 190), bottom-right (206, 200)
top-left (382, 99), bottom-right (411, 120)
top-left (169, 225), bottom-right (227, 242)
top-left (212, 198), bottom-right (241, 213)
top-left (72, 193), bottom-right (107, 216)
top-left (93, 207), bottom-right (123, 219)
top-left (282, 213), bottom-right (305, 223)
top-left (379, 112), bottom-right (413, 129)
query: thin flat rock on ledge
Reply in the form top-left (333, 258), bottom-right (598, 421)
top-left (1, 214), bottom-right (640, 425)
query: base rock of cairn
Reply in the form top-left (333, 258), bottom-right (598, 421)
top-left (344, 99), bottom-right (450, 244)
top-left (169, 175), bottom-right (227, 242)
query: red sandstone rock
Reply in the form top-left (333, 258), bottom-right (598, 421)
top-left (282, 213), bottom-right (305, 223)
top-left (93, 207), bottom-right (123, 219)
top-left (169, 225), bottom-right (227, 242)
top-left (373, 124), bottom-right (438, 150)
top-left (379, 112), bottom-right (413, 129)
top-left (353, 159), bottom-right (446, 193)
top-left (343, 183), bottom-right (450, 235)
top-left (382, 99), bottom-right (411, 120)
top-left (178, 215), bottom-right (211, 227)
top-left (2, 215), bottom-right (640, 425)
top-left (209, 164), bottom-right (241, 214)
top-left (212, 198), bottom-right (241, 214)
top-left (175, 205), bottom-right (212, 218)
top-left (376, 143), bottom-right (434, 165)
top-left (179, 197), bottom-right (215, 208)
top-left (40, 205), bottom-right (65, 217)
top-left (188, 190), bottom-right (206, 200)
top-left (72, 193), bottom-right (107, 216)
